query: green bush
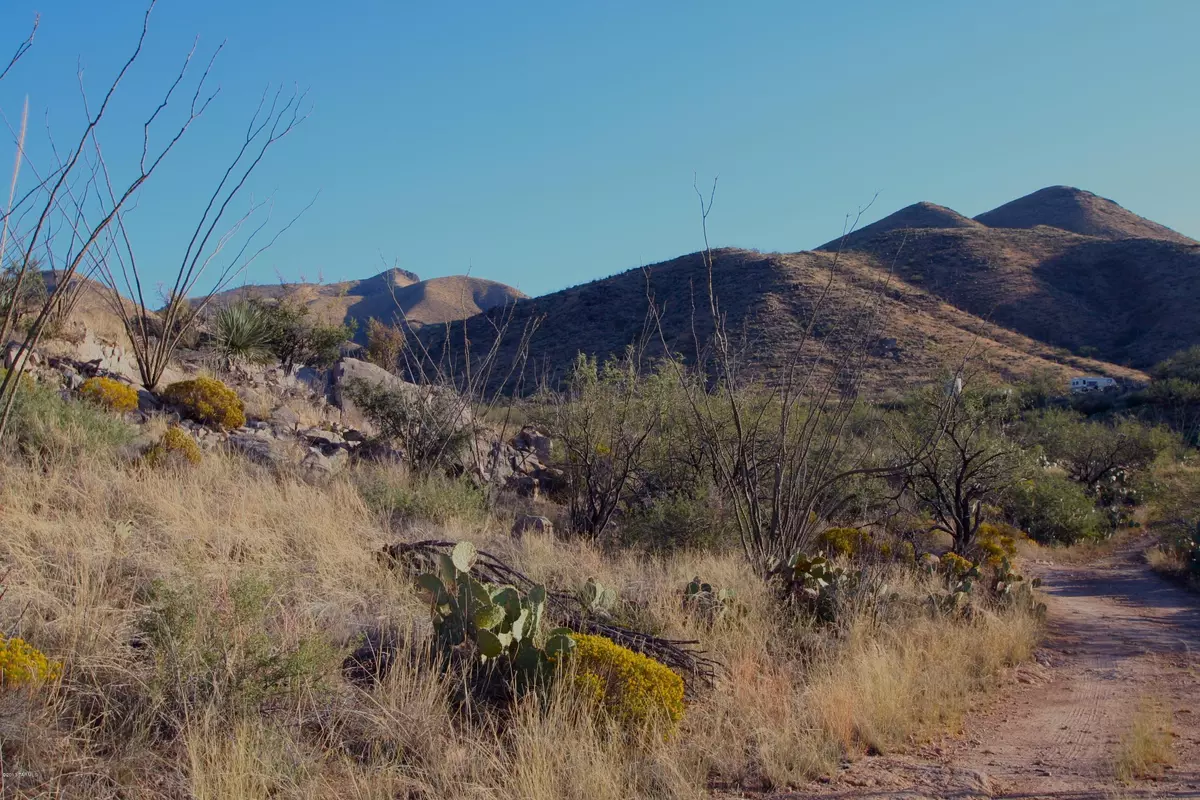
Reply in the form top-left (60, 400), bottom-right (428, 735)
top-left (1002, 472), bottom-right (1108, 545)
top-left (1, 369), bottom-right (133, 461)
top-left (344, 378), bottom-right (471, 473)
top-left (253, 299), bottom-right (353, 373)
top-left (213, 302), bottom-right (274, 367)
top-left (161, 377), bottom-right (246, 429)
top-left (622, 487), bottom-right (730, 553)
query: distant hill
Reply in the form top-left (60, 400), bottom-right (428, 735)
top-left (211, 268), bottom-right (527, 336)
top-left (421, 185), bottom-right (1200, 394)
top-left (973, 186), bottom-right (1195, 244)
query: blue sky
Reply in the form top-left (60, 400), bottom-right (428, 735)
top-left (2, 1), bottom-right (1197, 298)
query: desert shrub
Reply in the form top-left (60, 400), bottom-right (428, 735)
top-left (365, 317), bottom-right (405, 372)
top-left (161, 376), bottom-right (246, 429)
top-left (355, 469), bottom-right (487, 525)
top-left (1031, 410), bottom-right (1171, 489)
top-left (144, 426), bottom-right (202, 467)
top-left (344, 378), bottom-right (471, 473)
top-left (0, 369), bottom-right (133, 461)
top-left (138, 576), bottom-right (335, 724)
top-left (940, 552), bottom-right (976, 580)
top-left (77, 376), bottom-right (139, 413)
top-left (622, 487), bottom-right (730, 553)
top-left (254, 299), bottom-right (353, 373)
top-left (1002, 472), bottom-right (1107, 545)
top-left (817, 527), bottom-right (871, 559)
top-left (975, 522), bottom-right (1020, 566)
top-left (213, 301), bottom-right (274, 367)
top-left (0, 635), bottom-right (62, 688)
top-left (570, 633), bottom-right (684, 730)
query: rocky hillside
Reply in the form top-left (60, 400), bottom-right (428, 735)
top-left (422, 186), bottom-right (1200, 394)
top-left (829, 192), bottom-right (1200, 367)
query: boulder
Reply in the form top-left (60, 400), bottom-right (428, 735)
top-left (511, 515), bottom-right (554, 539)
top-left (226, 434), bottom-right (304, 469)
top-left (511, 425), bottom-right (552, 461)
top-left (302, 447), bottom-right (349, 476)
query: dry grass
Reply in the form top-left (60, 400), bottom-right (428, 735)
top-left (1113, 697), bottom-right (1176, 782)
top-left (0, 428), bottom-right (1041, 798)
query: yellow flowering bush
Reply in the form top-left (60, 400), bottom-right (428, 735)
top-left (78, 376), bottom-right (139, 413)
top-left (145, 426), bottom-right (202, 467)
top-left (569, 633), bottom-right (684, 729)
top-left (976, 522), bottom-right (1020, 567)
top-left (816, 526), bottom-right (871, 558)
top-left (0, 635), bottom-right (62, 688)
top-left (161, 377), bottom-right (245, 429)
top-left (941, 551), bottom-right (977, 579)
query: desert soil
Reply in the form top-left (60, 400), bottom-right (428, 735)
top-left (782, 536), bottom-right (1200, 799)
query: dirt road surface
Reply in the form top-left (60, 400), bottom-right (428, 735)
top-left (784, 538), bottom-right (1200, 799)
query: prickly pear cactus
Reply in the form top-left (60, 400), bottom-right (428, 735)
top-left (415, 540), bottom-right (576, 696)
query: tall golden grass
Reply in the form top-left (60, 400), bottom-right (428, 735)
top-left (0, 433), bottom-right (1040, 798)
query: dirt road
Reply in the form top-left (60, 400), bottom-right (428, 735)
top-left (788, 538), bottom-right (1200, 799)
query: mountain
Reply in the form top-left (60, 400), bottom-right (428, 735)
top-left (418, 246), bottom-right (1145, 397)
top-left (420, 186), bottom-right (1200, 394)
top-left (973, 186), bottom-right (1195, 244)
top-left (821, 202), bottom-right (984, 251)
top-left (829, 199), bottom-right (1200, 367)
top-left (212, 268), bottom-right (527, 335)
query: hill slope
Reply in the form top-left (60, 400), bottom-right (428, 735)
top-left (974, 186), bottom-right (1195, 244)
top-left (832, 214), bottom-right (1200, 367)
top-left (418, 247), bottom-right (1144, 396)
top-left (421, 185), bottom-right (1200, 393)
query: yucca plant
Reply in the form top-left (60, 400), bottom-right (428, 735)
top-left (213, 302), bottom-right (274, 368)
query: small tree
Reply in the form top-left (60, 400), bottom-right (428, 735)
top-left (365, 317), bottom-right (405, 373)
top-left (534, 351), bottom-right (669, 539)
top-left (1033, 410), bottom-right (1165, 491)
top-left (897, 384), bottom-right (1022, 555)
top-left (255, 300), bottom-right (352, 374)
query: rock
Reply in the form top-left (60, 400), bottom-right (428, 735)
top-left (302, 447), bottom-right (349, 476)
top-left (58, 364), bottom-right (84, 391)
top-left (270, 405), bottom-right (301, 431)
top-left (505, 474), bottom-right (540, 499)
top-left (355, 438), bottom-right (405, 465)
top-left (511, 515), bottom-right (554, 539)
top-left (226, 434), bottom-right (303, 468)
top-left (920, 552), bottom-right (941, 569)
top-left (246, 419), bottom-right (271, 431)
top-left (302, 427), bottom-right (345, 448)
top-left (136, 388), bottom-right (161, 413)
top-left (3, 341), bottom-right (39, 372)
top-left (328, 358), bottom-right (473, 431)
top-left (511, 425), bottom-right (552, 461)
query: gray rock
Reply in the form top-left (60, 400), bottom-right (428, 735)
top-left (270, 405), bottom-right (301, 431)
top-left (227, 434), bottom-right (302, 468)
top-left (302, 427), bottom-right (345, 448)
top-left (302, 447), bottom-right (349, 476)
top-left (511, 515), bottom-right (554, 539)
top-left (512, 425), bottom-right (552, 461)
